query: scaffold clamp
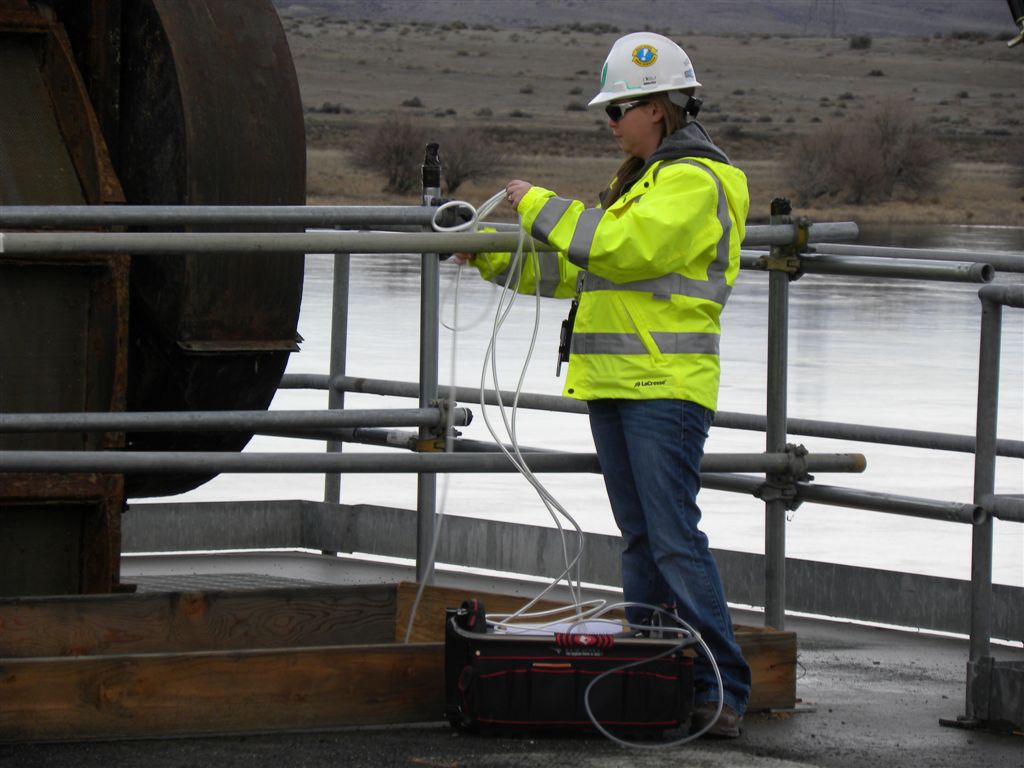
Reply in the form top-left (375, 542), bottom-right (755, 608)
top-left (756, 443), bottom-right (813, 511)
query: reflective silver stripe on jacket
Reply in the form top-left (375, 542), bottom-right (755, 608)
top-left (571, 331), bottom-right (720, 356)
top-left (581, 271), bottom-right (731, 304)
top-left (567, 208), bottom-right (603, 270)
top-left (485, 261), bottom-right (519, 288)
top-left (535, 251), bottom-right (562, 296)
top-left (530, 196), bottom-right (573, 243)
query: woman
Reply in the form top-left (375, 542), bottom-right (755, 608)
top-left (458, 31), bottom-right (751, 738)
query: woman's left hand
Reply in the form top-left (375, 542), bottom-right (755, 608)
top-left (505, 180), bottom-right (533, 211)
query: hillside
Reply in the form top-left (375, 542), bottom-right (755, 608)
top-left (275, 0), bottom-right (1018, 39)
top-left (283, 9), bottom-right (1024, 225)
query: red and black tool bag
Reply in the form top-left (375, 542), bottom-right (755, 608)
top-left (444, 606), bottom-right (694, 734)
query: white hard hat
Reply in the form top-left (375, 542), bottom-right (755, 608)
top-left (588, 32), bottom-right (701, 107)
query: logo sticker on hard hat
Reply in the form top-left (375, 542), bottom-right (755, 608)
top-left (631, 44), bottom-right (657, 66)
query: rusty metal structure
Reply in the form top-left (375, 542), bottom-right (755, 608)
top-left (0, 0), bottom-right (306, 594)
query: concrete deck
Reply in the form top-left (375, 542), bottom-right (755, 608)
top-left (1, 557), bottom-right (1020, 767)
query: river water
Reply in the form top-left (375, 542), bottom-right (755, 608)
top-left (165, 224), bottom-right (1024, 588)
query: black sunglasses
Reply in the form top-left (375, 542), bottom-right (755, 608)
top-left (604, 99), bottom-right (648, 122)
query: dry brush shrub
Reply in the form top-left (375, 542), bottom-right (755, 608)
top-left (785, 101), bottom-right (943, 205)
top-left (351, 115), bottom-right (502, 195)
top-left (785, 124), bottom-right (846, 202)
top-left (351, 114), bottom-right (427, 194)
top-left (437, 128), bottom-right (503, 194)
top-left (1012, 135), bottom-right (1024, 189)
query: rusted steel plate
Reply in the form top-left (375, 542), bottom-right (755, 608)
top-left (0, 0), bottom-right (49, 34)
top-left (0, 2), bottom-right (129, 596)
top-left (116, 0), bottom-right (306, 496)
top-left (0, 473), bottom-right (125, 595)
top-left (42, 24), bottom-right (125, 205)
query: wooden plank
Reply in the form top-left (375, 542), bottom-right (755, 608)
top-left (0, 582), bottom-right (796, 742)
top-left (736, 625), bottom-right (797, 711)
top-left (0, 642), bottom-right (444, 742)
top-left (0, 584), bottom-right (398, 657)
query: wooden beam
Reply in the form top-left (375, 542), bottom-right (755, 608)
top-left (0, 584), bottom-right (398, 657)
top-left (0, 581), bottom-right (796, 742)
top-left (0, 642), bottom-right (444, 742)
top-left (736, 624), bottom-right (797, 711)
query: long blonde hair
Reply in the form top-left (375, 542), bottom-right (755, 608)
top-left (603, 91), bottom-right (691, 206)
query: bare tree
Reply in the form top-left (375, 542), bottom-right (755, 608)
top-left (1010, 134), bottom-right (1024, 189)
top-left (866, 100), bottom-right (942, 199)
top-left (785, 100), bottom-right (943, 205)
top-left (786, 125), bottom-right (845, 204)
top-left (351, 118), bottom-right (503, 196)
top-left (351, 114), bottom-right (427, 194)
top-left (437, 128), bottom-right (503, 194)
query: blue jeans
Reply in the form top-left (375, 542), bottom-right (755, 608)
top-left (588, 398), bottom-right (751, 715)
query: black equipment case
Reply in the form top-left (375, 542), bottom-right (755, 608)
top-left (444, 602), bottom-right (695, 734)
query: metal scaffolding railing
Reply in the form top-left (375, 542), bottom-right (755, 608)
top-left (1, 197), bottom-right (1021, 731)
top-left (964, 282), bottom-right (1024, 726)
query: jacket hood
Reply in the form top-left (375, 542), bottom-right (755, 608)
top-left (600, 121), bottom-right (734, 206)
top-left (647, 121), bottom-right (731, 168)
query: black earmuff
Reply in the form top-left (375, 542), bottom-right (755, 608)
top-left (668, 90), bottom-right (703, 118)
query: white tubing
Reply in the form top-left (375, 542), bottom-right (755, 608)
top-left (415, 192), bottom-right (727, 749)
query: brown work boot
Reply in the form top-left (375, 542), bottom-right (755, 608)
top-left (689, 702), bottom-right (743, 739)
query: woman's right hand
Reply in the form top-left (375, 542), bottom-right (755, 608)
top-left (506, 179), bottom-right (533, 210)
top-left (453, 253), bottom-right (475, 265)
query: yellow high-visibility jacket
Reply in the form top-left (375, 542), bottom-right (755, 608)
top-left (473, 124), bottom-right (748, 412)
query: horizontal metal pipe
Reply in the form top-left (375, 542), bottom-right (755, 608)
top-left (279, 374), bottom-right (1024, 460)
top-left (279, 373), bottom-right (333, 390)
top-left (0, 230), bottom-right (533, 255)
top-left (256, 427), bottom-right (557, 455)
top-left (0, 206), bottom-right (857, 248)
top-left (0, 450), bottom-right (864, 475)
top-left (0, 223), bottom-right (859, 255)
top-left (981, 494), bottom-right (1024, 523)
top-left (0, 450), bottom-right (595, 474)
top-left (796, 482), bottom-right (985, 524)
top-left (811, 242), bottom-right (1024, 274)
top-left (979, 283), bottom-right (1024, 309)
top-left (338, 428), bottom-right (559, 454)
top-left (801, 254), bottom-right (994, 283)
top-left (255, 429), bottom-right (371, 444)
top-left (0, 205), bottom-right (439, 228)
top-left (446, 436), bottom-right (559, 454)
top-left (330, 374), bottom-right (587, 415)
top-left (713, 411), bottom-right (1024, 459)
top-left (701, 473), bottom-right (985, 525)
top-left (701, 472), bottom-right (767, 496)
top-left (745, 222), bottom-right (860, 245)
top-left (0, 408), bottom-right (471, 433)
top-left (740, 251), bottom-right (994, 283)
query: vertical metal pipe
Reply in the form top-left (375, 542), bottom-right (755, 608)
top-left (416, 144), bottom-right (443, 584)
top-left (323, 253), bottom-right (351, 504)
top-left (764, 201), bottom-right (792, 630)
top-left (966, 295), bottom-right (1001, 718)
